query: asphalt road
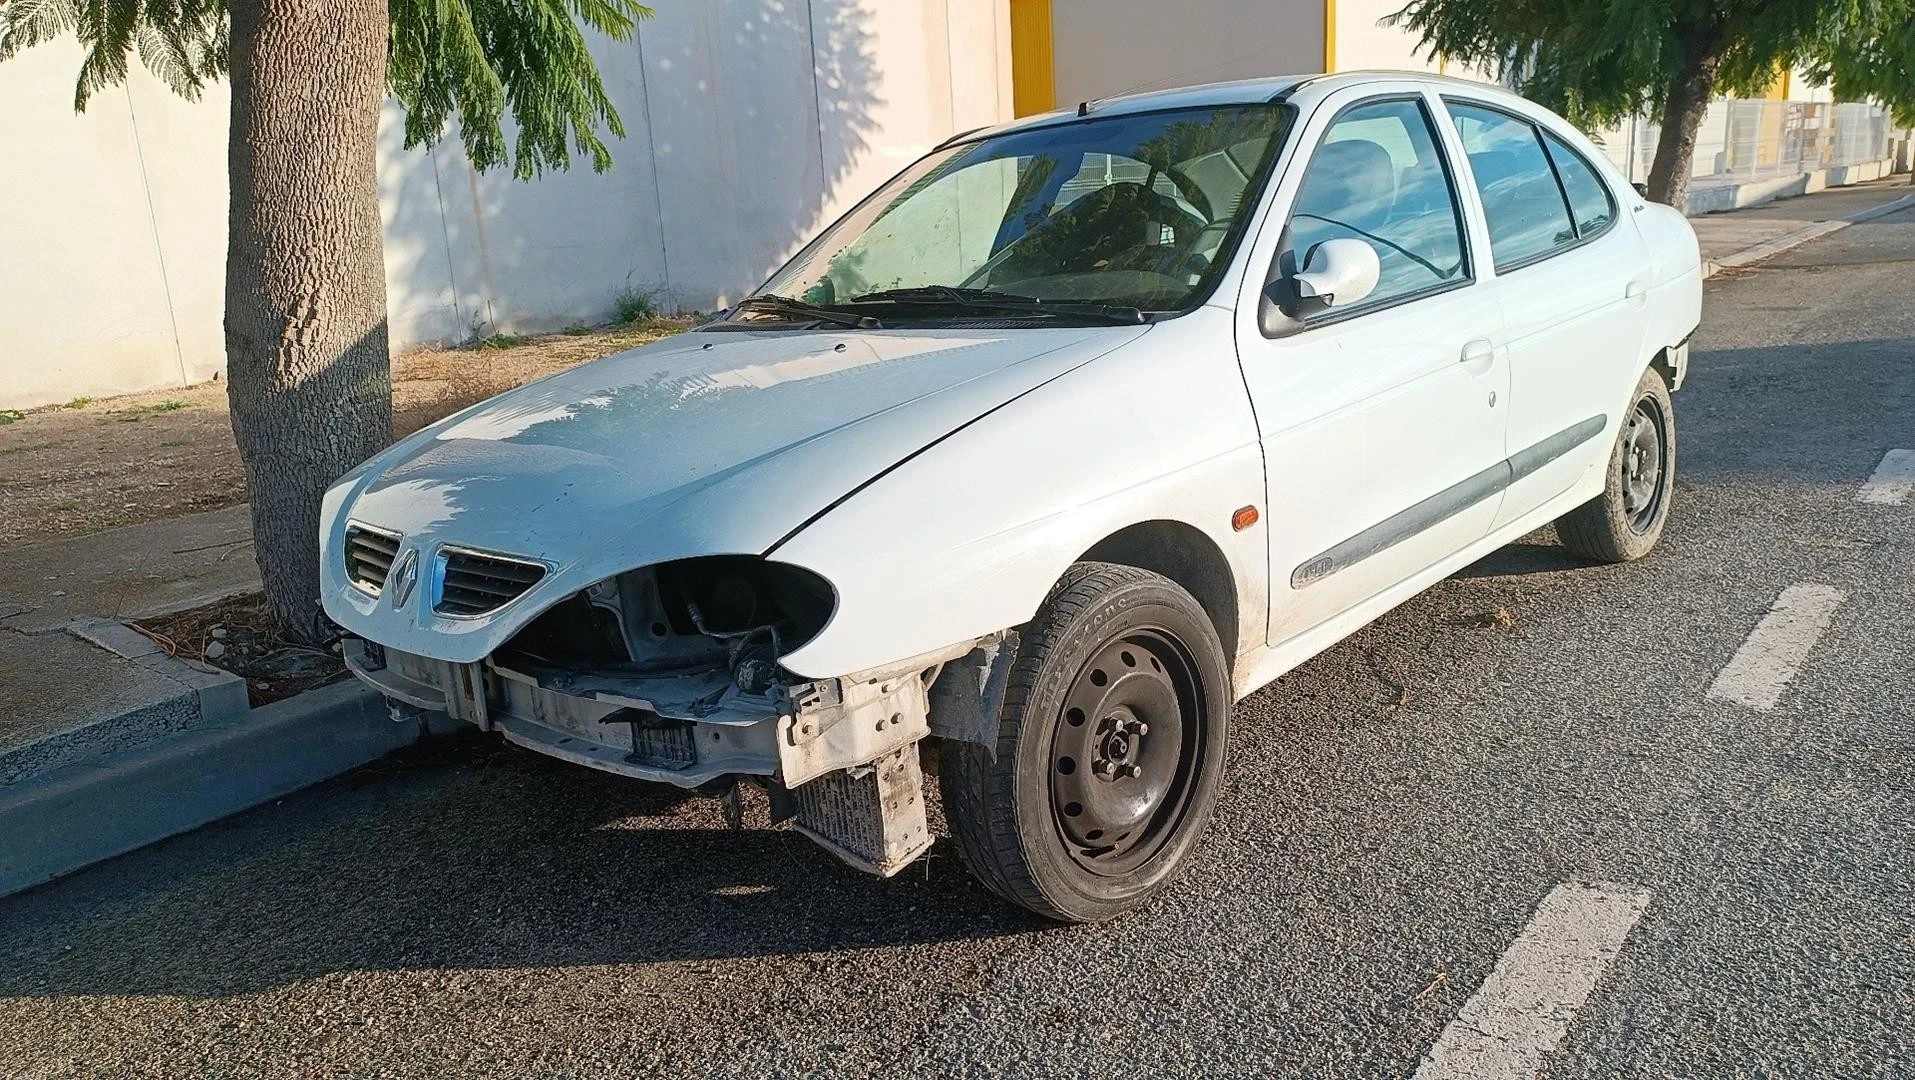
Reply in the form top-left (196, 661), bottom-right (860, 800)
top-left (4, 210), bottom-right (1913, 1079)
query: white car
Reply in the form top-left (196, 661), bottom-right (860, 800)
top-left (322, 71), bottom-right (1701, 921)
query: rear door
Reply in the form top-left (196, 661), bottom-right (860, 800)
top-left (1441, 99), bottom-right (1651, 530)
top-left (1233, 89), bottom-right (1510, 646)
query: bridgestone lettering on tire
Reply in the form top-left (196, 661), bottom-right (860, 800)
top-left (940, 562), bottom-right (1231, 922)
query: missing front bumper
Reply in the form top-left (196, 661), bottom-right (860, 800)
top-left (341, 637), bottom-right (952, 875)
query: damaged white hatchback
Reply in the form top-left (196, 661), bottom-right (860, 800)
top-left (323, 72), bottom-right (1701, 921)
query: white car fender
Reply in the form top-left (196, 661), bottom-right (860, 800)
top-left (1632, 199), bottom-right (1705, 383)
top-left (770, 306), bottom-right (1269, 680)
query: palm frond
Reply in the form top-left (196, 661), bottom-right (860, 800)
top-left (0, 0), bottom-right (79, 61)
top-left (389, 0), bottom-right (651, 179)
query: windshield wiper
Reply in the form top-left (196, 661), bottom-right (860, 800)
top-left (731, 293), bottom-right (881, 329)
top-left (849, 285), bottom-right (1147, 325)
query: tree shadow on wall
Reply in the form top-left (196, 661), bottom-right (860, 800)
top-left (378, 0), bottom-right (886, 346)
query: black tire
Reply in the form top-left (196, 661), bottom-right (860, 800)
top-left (940, 562), bottom-right (1230, 922)
top-left (1558, 368), bottom-right (1676, 563)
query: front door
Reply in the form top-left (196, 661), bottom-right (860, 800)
top-left (1234, 91), bottom-right (1510, 646)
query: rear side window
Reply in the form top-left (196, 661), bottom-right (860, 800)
top-left (1446, 102), bottom-right (1576, 271)
top-left (1541, 130), bottom-right (1616, 236)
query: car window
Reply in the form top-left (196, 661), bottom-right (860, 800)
top-left (1446, 102), bottom-right (1577, 271)
top-left (1284, 97), bottom-right (1468, 313)
top-left (756, 104), bottom-right (1291, 315)
top-left (1055, 153), bottom-right (1198, 222)
top-left (814, 157), bottom-right (1023, 298)
top-left (1541, 130), bottom-right (1615, 237)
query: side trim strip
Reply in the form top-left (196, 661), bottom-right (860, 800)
top-left (1508, 414), bottom-right (1606, 484)
top-left (1291, 413), bottom-right (1605, 589)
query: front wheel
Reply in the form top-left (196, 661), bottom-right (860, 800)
top-left (940, 563), bottom-right (1230, 922)
top-left (1557, 368), bottom-right (1676, 563)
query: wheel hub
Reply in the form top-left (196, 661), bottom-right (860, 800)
top-left (1620, 396), bottom-right (1667, 532)
top-left (1092, 708), bottom-right (1149, 780)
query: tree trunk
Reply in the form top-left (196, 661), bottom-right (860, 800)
top-left (225, 0), bottom-right (394, 642)
top-left (1644, 46), bottom-right (1722, 210)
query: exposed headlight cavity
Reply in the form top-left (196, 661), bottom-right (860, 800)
top-left (499, 556), bottom-right (836, 677)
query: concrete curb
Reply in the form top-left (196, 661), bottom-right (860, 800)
top-left (1684, 158), bottom-right (1899, 216)
top-left (1700, 193), bottom-right (1915, 280)
top-left (0, 677), bottom-right (424, 899)
top-left (69, 615), bottom-right (251, 722)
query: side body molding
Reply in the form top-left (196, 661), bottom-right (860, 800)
top-left (1292, 414), bottom-right (1606, 589)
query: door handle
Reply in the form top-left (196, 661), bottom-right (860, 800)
top-left (1459, 339), bottom-right (1495, 372)
top-left (1625, 279), bottom-right (1647, 301)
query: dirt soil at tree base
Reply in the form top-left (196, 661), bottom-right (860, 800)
top-left (131, 592), bottom-right (347, 707)
top-left (0, 321), bottom-right (689, 551)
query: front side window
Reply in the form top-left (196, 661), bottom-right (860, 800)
top-left (1447, 102), bottom-right (1578, 270)
top-left (751, 104), bottom-right (1291, 321)
top-left (1283, 97), bottom-right (1469, 313)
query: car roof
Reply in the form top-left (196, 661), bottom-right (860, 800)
top-left (946, 70), bottom-right (1526, 147)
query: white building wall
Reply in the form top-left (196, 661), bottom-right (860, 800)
top-left (2, 0), bottom-right (1013, 409)
top-left (1333, 0), bottom-right (1436, 74)
top-left (0, 40), bottom-right (231, 407)
top-left (1331, 0), bottom-right (1497, 82)
top-left (1048, 0), bottom-right (1324, 108)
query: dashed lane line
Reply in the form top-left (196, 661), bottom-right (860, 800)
top-left (1857, 449), bottom-right (1915, 505)
top-left (1414, 881), bottom-right (1653, 1080)
top-left (1705, 584), bottom-right (1848, 712)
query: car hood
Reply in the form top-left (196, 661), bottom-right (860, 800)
top-left (321, 324), bottom-right (1148, 660)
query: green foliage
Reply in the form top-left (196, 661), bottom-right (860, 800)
top-left (388, 0), bottom-right (652, 179)
top-left (0, 0), bottom-right (227, 110)
top-left (65, 395), bottom-right (92, 408)
top-left (1388, 0), bottom-right (1914, 131)
top-left (475, 332), bottom-right (529, 350)
top-left (145, 398), bottom-right (188, 411)
top-left (0, 0), bottom-right (650, 177)
top-left (1805, 13), bottom-right (1915, 126)
top-left (611, 286), bottom-right (657, 325)
top-left (0, 409), bottom-right (24, 425)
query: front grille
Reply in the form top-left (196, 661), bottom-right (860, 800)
top-left (435, 547), bottom-right (546, 617)
top-left (344, 526), bottom-right (401, 593)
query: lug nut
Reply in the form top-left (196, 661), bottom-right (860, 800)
top-left (1117, 763), bottom-right (1142, 779)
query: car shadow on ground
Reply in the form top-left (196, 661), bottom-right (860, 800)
top-left (0, 735), bottom-right (1043, 1000)
top-left (1453, 537), bottom-right (1595, 580)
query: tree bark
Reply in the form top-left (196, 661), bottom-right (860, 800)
top-left (225, 0), bottom-right (393, 642)
top-left (1644, 45), bottom-right (1722, 211)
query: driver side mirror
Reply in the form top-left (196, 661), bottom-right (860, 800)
top-left (1259, 238), bottom-right (1383, 337)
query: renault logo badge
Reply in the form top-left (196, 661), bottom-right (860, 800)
top-left (389, 547), bottom-right (420, 609)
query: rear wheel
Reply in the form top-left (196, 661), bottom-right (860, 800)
top-left (940, 563), bottom-right (1230, 922)
top-left (1558, 368), bottom-right (1676, 563)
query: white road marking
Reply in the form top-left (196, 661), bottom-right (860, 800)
top-left (1414, 882), bottom-right (1652, 1080)
top-left (1706, 584), bottom-right (1848, 711)
top-left (1857, 449), bottom-right (1915, 505)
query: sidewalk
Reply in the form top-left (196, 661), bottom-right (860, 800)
top-left (1687, 177), bottom-right (1915, 265)
top-left (0, 504), bottom-right (258, 634)
top-left (0, 506), bottom-right (421, 898)
top-left (0, 505), bottom-right (260, 771)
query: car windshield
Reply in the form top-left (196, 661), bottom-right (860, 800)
top-left (748, 104), bottom-right (1291, 322)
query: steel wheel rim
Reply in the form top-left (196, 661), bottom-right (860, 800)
top-left (1048, 627), bottom-right (1207, 877)
top-left (1620, 395), bottom-right (1668, 534)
